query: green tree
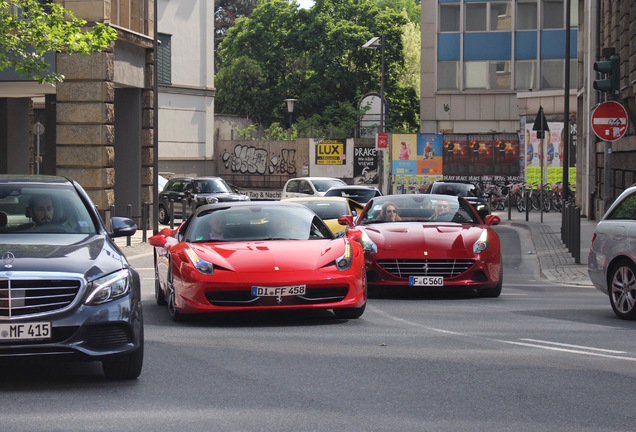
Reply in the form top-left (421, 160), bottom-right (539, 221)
top-left (216, 0), bottom-right (419, 137)
top-left (214, 0), bottom-right (258, 71)
top-left (0, 0), bottom-right (117, 84)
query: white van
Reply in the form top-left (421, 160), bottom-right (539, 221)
top-left (281, 177), bottom-right (346, 199)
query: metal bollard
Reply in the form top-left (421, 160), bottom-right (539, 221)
top-left (142, 202), bottom-right (148, 243)
top-left (109, 204), bottom-right (115, 232)
top-left (573, 206), bottom-right (581, 263)
top-left (126, 204), bottom-right (132, 247)
top-left (525, 188), bottom-right (529, 222)
top-left (507, 191), bottom-right (511, 221)
top-left (564, 203), bottom-right (571, 249)
top-left (182, 200), bottom-right (187, 221)
top-left (169, 199), bottom-right (175, 229)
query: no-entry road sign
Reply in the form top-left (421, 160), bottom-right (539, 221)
top-left (592, 100), bottom-right (628, 142)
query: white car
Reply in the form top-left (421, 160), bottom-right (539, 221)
top-left (281, 177), bottom-right (346, 199)
top-left (588, 185), bottom-right (636, 319)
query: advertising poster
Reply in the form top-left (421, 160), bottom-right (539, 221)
top-left (493, 133), bottom-right (521, 179)
top-left (442, 134), bottom-right (469, 178)
top-left (524, 122), bottom-right (575, 185)
top-left (467, 134), bottom-right (494, 176)
top-left (316, 139), bottom-right (346, 165)
top-left (416, 134), bottom-right (443, 175)
top-left (353, 146), bottom-right (378, 185)
top-left (392, 133), bottom-right (417, 177)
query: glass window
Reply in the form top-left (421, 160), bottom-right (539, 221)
top-left (541, 59), bottom-right (564, 89)
top-left (607, 194), bottom-right (636, 220)
top-left (438, 62), bottom-right (459, 90)
top-left (543, 0), bottom-right (564, 29)
top-left (515, 60), bottom-right (539, 90)
top-left (569, 0), bottom-right (578, 27)
top-left (464, 61), bottom-right (488, 89)
top-left (569, 59), bottom-right (577, 89)
top-left (490, 3), bottom-right (512, 30)
top-left (490, 61), bottom-right (511, 89)
top-left (157, 33), bottom-right (172, 84)
top-left (465, 3), bottom-right (487, 31)
top-left (440, 4), bottom-right (460, 32)
top-left (517, 1), bottom-right (538, 30)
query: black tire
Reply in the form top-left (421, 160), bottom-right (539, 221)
top-left (158, 205), bottom-right (170, 225)
top-left (609, 259), bottom-right (636, 320)
top-left (102, 326), bottom-right (144, 380)
top-left (155, 262), bottom-right (167, 306)
top-left (479, 260), bottom-right (503, 298)
top-left (167, 268), bottom-right (185, 322)
top-left (516, 194), bottom-right (525, 212)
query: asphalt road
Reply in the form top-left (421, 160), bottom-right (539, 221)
top-left (1, 225), bottom-right (634, 432)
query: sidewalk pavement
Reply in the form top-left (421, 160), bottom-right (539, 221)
top-left (493, 208), bottom-right (596, 287)
top-left (114, 209), bottom-right (598, 287)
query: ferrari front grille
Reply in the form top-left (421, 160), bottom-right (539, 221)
top-left (0, 277), bottom-right (82, 319)
top-left (377, 259), bottom-right (474, 278)
top-left (205, 287), bottom-right (349, 306)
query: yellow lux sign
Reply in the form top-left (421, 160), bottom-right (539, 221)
top-left (316, 141), bottom-right (345, 165)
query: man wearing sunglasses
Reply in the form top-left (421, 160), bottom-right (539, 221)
top-left (431, 199), bottom-right (453, 221)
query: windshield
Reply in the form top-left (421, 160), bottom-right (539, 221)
top-left (311, 179), bottom-right (346, 193)
top-left (185, 205), bottom-right (335, 242)
top-left (325, 188), bottom-right (377, 203)
top-left (432, 183), bottom-right (481, 198)
top-left (290, 200), bottom-right (349, 220)
top-left (0, 184), bottom-right (97, 234)
top-left (358, 195), bottom-right (478, 225)
top-left (193, 179), bottom-right (233, 194)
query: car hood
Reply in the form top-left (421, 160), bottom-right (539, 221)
top-left (0, 234), bottom-right (127, 280)
top-left (189, 239), bottom-right (346, 272)
top-left (362, 223), bottom-right (487, 258)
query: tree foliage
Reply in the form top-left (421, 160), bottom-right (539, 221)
top-left (214, 0), bottom-right (258, 71)
top-left (216, 0), bottom-right (420, 137)
top-left (0, 0), bottom-right (117, 84)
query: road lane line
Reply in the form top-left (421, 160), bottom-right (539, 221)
top-left (518, 338), bottom-right (626, 354)
top-left (496, 339), bottom-right (636, 361)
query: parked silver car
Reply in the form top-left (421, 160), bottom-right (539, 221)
top-left (589, 185), bottom-right (636, 319)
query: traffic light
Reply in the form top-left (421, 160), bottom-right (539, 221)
top-left (593, 54), bottom-right (620, 100)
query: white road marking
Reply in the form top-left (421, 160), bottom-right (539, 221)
top-left (518, 338), bottom-right (626, 354)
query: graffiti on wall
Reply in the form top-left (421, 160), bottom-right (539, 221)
top-left (222, 145), bottom-right (297, 175)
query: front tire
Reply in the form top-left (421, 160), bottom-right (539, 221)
top-left (158, 205), bottom-right (170, 225)
top-left (333, 303), bottom-right (366, 319)
top-left (479, 260), bottom-right (503, 298)
top-left (102, 326), bottom-right (144, 380)
top-left (609, 259), bottom-right (636, 320)
top-left (167, 268), bottom-right (185, 322)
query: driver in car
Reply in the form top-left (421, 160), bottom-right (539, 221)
top-left (431, 199), bottom-right (452, 220)
top-left (29, 194), bottom-right (55, 225)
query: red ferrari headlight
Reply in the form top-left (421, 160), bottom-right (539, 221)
top-left (335, 241), bottom-right (353, 271)
top-left (473, 230), bottom-right (489, 254)
top-left (185, 248), bottom-right (214, 275)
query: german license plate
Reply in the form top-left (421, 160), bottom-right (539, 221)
top-left (409, 276), bottom-right (444, 286)
top-left (251, 285), bottom-right (306, 297)
top-left (0, 322), bottom-right (52, 341)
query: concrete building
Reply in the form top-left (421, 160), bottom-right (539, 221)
top-left (420, 1), bottom-right (578, 194)
top-left (0, 0), bottom-right (156, 222)
top-left (155, 0), bottom-right (215, 178)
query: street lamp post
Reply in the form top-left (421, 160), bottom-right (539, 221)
top-left (285, 98), bottom-right (297, 140)
top-left (363, 36), bottom-right (388, 192)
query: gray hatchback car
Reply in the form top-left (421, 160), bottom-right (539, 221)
top-left (589, 185), bottom-right (636, 319)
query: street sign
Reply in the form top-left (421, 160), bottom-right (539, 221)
top-left (592, 100), bottom-right (628, 141)
top-left (377, 132), bottom-right (388, 149)
top-left (532, 106), bottom-right (549, 139)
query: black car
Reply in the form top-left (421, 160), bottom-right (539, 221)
top-left (324, 185), bottom-right (383, 204)
top-left (424, 180), bottom-right (490, 219)
top-left (0, 175), bottom-right (143, 379)
top-left (158, 176), bottom-right (249, 224)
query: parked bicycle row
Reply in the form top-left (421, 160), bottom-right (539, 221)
top-left (479, 181), bottom-right (575, 213)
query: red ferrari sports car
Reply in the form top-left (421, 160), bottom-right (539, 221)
top-left (149, 201), bottom-right (368, 321)
top-left (339, 194), bottom-right (502, 297)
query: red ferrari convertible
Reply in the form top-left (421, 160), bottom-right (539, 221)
top-left (149, 201), bottom-right (368, 321)
top-left (339, 194), bottom-right (503, 297)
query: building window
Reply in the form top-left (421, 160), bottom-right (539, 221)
top-left (157, 33), bottom-right (172, 85)
top-left (541, 59), bottom-right (564, 89)
top-left (439, 4), bottom-right (460, 32)
top-left (517, 1), bottom-right (538, 30)
top-left (464, 61), bottom-right (488, 89)
top-left (515, 60), bottom-right (538, 90)
top-left (490, 3), bottom-right (512, 31)
top-left (569, 58), bottom-right (577, 89)
top-left (465, 4), bottom-right (487, 31)
top-left (490, 61), bottom-right (511, 89)
top-left (438, 62), bottom-right (459, 90)
top-left (542, 0), bottom-right (564, 29)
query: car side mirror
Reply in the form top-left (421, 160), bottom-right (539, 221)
top-left (338, 215), bottom-right (354, 227)
top-left (485, 215), bottom-right (500, 226)
top-left (110, 217), bottom-right (137, 238)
